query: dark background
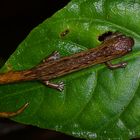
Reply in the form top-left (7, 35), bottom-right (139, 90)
top-left (0, 0), bottom-right (84, 139)
top-left (0, 0), bottom-right (70, 60)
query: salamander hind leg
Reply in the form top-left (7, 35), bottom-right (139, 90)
top-left (105, 61), bottom-right (127, 69)
top-left (0, 103), bottom-right (29, 118)
top-left (43, 51), bottom-right (60, 63)
top-left (43, 80), bottom-right (64, 91)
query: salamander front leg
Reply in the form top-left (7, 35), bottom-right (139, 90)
top-left (0, 103), bottom-right (29, 118)
top-left (105, 61), bottom-right (127, 69)
top-left (43, 51), bottom-right (60, 63)
top-left (43, 81), bottom-right (64, 91)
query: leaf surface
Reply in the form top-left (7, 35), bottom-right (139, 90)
top-left (0, 0), bottom-right (140, 139)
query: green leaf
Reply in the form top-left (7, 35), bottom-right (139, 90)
top-left (0, 0), bottom-right (140, 139)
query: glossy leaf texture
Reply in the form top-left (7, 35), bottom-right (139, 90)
top-left (0, 0), bottom-right (140, 139)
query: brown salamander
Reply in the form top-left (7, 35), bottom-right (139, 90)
top-left (0, 32), bottom-right (134, 117)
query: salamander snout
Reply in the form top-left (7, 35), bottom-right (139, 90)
top-left (113, 35), bottom-right (134, 56)
top-left (126, 37), bottom-right (134, 52)
top-left (120, 35), bottom-right (135, 53)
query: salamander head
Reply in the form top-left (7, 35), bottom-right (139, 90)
top-left (100, 32), bottom-right (134, 55)
top-left (113, 34), bottom-right (134, 54)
